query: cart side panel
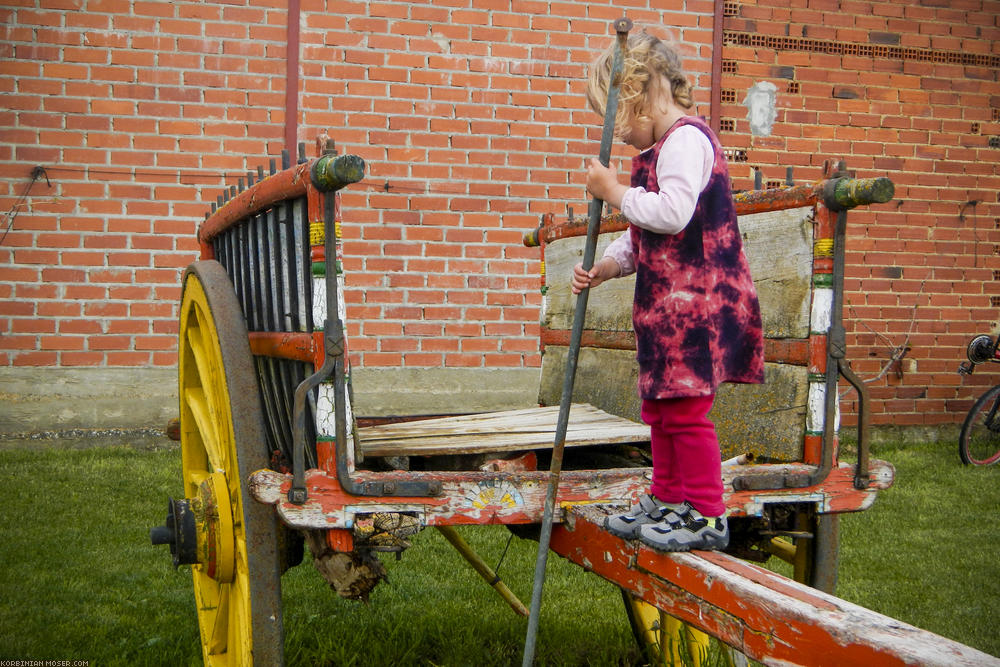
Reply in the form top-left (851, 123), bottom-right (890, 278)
top-left (203, 189), bottom-right (320, 471)
top-left (538, 205), bottom-right (815, 462)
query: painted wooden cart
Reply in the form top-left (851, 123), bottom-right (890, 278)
top-left (150, 136), bottom-right (987, 666)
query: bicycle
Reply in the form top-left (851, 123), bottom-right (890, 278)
top-left (957, 333), bottom-right (1000, 465)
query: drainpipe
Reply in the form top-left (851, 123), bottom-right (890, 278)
top-left (709, 0), bottom-right (723, 135)
top-left (285, 0), bottom-right (301, 152)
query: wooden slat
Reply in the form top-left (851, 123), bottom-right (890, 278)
top-left (357, 403), bottom-right (650, 456)
top-left (541, 206), bottom-right (815, 342)
top-left (538, 328), bottom-right (810, 365)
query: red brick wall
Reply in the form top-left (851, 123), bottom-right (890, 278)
top-left (2, 1), bottom-right (998, 429)
top-left (296, 1), bottom-right (715, 370)
top-left (0, 1), bottom-right (712, 369)
top-left (719, 0), bottom-right (1000, 427)
top-left (0, 1), bottom-right (290, 366)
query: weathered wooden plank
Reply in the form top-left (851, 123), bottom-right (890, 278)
top-left (356, 403), bottom-right (650, 456)
top-left (537, 347), bottom-right (808, 462)
top-left (542, 231), bottom-right (634, 332)
top-left (550, 505), bottom-right (999, 667)
top-left (711, 364), bottom-right (808, 462)
top-left (541, 206), bottom-right (814, 339)
top-left (738, 205), bottom-right (815, 339)
top-left (537, 347), bottom-right (640, 421)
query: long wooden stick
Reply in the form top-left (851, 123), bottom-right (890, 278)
top-left (521, 16), bottom-right (633, 666)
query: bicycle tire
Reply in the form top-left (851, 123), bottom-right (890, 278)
top-left (959, 383), bottom-right (1000, 465)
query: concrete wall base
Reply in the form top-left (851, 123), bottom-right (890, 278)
top-left (0, 367), bottom-right (955, 446)
top-left (0, 366), bottom-right (541, 436)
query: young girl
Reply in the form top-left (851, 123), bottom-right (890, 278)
top-left (572, 32), bottom-right (765, 552)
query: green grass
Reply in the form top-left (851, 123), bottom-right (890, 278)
top-left (0, 440), bottom-right (997, 665)
top-left (837, 439), bottom-right (1000, 655)
top-left (0, 445), bottom-right (636, 666)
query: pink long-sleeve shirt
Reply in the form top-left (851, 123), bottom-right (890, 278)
top-left (604, 125), bottom-right (715, 275)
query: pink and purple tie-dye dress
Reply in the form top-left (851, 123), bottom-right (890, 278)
top-left (628, 117), bottom-right (765, 399)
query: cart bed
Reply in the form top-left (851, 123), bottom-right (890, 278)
top-left (357, 403), bottom-right (649, 457)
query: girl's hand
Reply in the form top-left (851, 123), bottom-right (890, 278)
top-left (571, 257), bottom-right (620, 294)
top-left (585, 158), bottom-right (627, 209)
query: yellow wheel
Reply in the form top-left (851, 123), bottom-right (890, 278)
top-left (177, 260), bottom-right (284, 666)
top-left (622, 593), bottom-right (711, 667)
top-left (620, 507), bottom-right (838, 665)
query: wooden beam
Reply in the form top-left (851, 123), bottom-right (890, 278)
top-left (356, 403), bottom-right (649, 456)
top-left (549, 506), bottom-right (998, 667)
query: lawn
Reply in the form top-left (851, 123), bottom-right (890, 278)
top-left (0, 438), bottom-right (996, 665)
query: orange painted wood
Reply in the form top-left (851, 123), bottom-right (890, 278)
top-left (247, 459), bottom-right (893, 530)
top-left (549, 506), bottom-right (997, 667)
top-left (538, 328), bottom-right (810, 365)
top-left (199, 162), bottom-right (313, 245)
top-left (247, 330), bottom-right (323, 365)
top-left (530, 183), bottom-right (826, 246)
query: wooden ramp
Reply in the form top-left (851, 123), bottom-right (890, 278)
top-left (550, 505), bottom-right (999, 667)
top-left (357, 403), bottom-right (649, 457)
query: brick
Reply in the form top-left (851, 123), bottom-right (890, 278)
top-left (11, 351), bottom-right (59, 366)
top-left (0, 0), bottom-right (993, 429)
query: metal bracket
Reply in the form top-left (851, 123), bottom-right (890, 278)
top-left (289, 155), bottom-right (441, 504)
top-left (733, 163), bottom-right (886, 494)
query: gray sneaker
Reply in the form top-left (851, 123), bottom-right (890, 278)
top-left (605, 495), bottom-right (690, 539)
top-left (638, 509), bottom-right (729, 552)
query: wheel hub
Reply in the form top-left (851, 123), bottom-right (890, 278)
top-left (150, 472), bottom-right (235, 583)
top-left (150, 497), bottom-right (198, 567)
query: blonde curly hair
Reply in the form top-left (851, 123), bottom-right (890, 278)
top-left (586, 31), bottom-right (693, 140)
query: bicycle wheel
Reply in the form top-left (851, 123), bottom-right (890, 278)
top-left (959, 384), bottom-right (1000, 465)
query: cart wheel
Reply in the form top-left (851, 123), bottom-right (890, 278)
top-left (622, 592), bottom-right (711, 666)
top-left (620, 507), bottom-right (838, 665)
top-left (178, 260), bottom-right (284, 666)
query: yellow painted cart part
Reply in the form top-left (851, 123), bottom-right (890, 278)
top-left (179, 261), bottom-right (284, 666)
top-left (623, 593), bottom-right (710, 667)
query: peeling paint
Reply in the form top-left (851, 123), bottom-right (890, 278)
top-left (810, 288), bottom-right (833, 334)
top-left (550, 507), bottom-right (997, 666)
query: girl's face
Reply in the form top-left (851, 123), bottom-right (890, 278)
top-left (620, 78), bottom-right (687, 151)
top-left (621, 115), bottom-right (656, 151)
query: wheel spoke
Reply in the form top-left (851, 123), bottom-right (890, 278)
top-left (186, 321), bottom-right (226, 437)
top-left (184, 387), bottom-right (224, 474)
top-left (194, 577), bottom-right (224, 656)
top-left (209, 583), bottom-right (229, 655)
top-left (228, 573), bottom-right (251, 663)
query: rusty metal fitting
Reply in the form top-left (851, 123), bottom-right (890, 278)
top-left (613, 16), bottom-right (633, 34)
top-left (310, 153), bottom-right (365, 192)
top-left (822, 176), bottom-right (894, 211)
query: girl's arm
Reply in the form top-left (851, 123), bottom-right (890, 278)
top-left (585, 158), bottom-right (629, 209)
top-left (620, 127), bottom-right (713, 234)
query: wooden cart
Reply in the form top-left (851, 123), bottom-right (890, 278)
top-left (152, 136), bottom-right (970, 666)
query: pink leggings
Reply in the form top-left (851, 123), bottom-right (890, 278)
top-left (641, 395), bottom-right (725, 518)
